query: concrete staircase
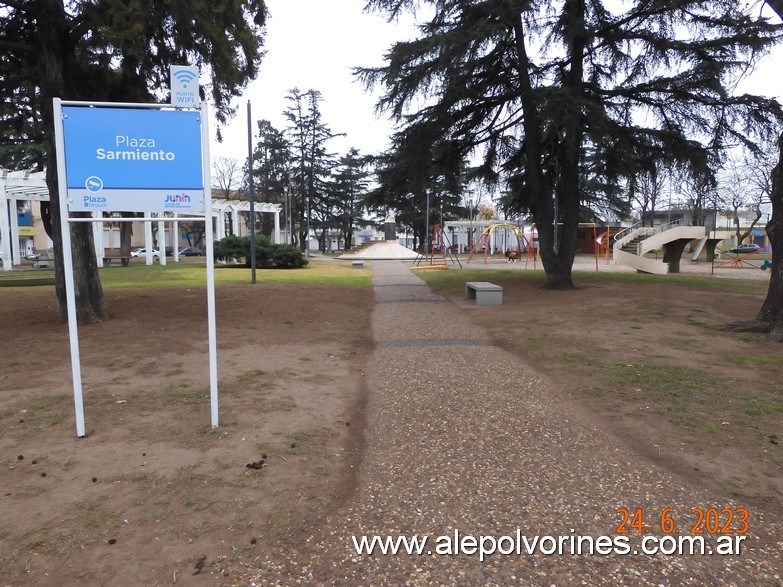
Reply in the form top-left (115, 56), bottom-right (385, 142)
top-left (613, 222), bottom-right (734, 274)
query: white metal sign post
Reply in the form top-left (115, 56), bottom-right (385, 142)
top-left (53, 98), bottom-right (219, 437)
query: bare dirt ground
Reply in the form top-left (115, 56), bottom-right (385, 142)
top-left (1, 259), bottom-right (781, 586)
top-left (440, 258), bottom-right (782, 506)
top-left (0, 282), bottom-right (372, 586)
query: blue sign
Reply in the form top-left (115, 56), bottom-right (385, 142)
top-left (62, 107), bottom-right (204, 212)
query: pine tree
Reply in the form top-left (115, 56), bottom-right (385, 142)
top-left (251, 120), bottom-right (289, 236)
top-left (754, 130), bottom-right (783, 339)
top-left (0, 0), bottom-right (267, 322)
top-left (362, 0), bottom-right (782, 289)
top-left (283, 88), bottom-right (340, 251)
top-left (331, 148), bottom-right (371, 250)
top-left (366, 122), bottom-right (466, 250)
top-left (750, 1), bottom-right (783, 340)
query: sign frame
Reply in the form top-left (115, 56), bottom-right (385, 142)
top-left (53, 99), bottom-right (219, 437)
top-left (61, 105), bottom-right (205, 213)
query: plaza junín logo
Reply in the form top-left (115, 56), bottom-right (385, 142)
top-left (164, 193), bottom-right (192, 208)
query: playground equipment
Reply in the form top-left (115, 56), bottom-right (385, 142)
top-left (466, 223), bottom-right (536, 268)
top-left (716, 249), bottom-right (761, 270)
top-left (612, 221), bottom-right (734, 274)
top-left (466, 222), bottom-right (602, 271)
top-left (595, 228), bottom-right (613, 263)
top-left (414, 223), bottom-right (462, 268)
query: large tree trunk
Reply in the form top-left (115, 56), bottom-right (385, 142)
top-left (37, 0), bottom-right (107, 323)
top-left (537, 226), bottom-right (578, 288)
top-left (120, 220), bottom-right (133, 256)
top-left (730, 131), bottom-right (783, 340)
top-left (726, 0), bottom-right (783, 340)
top-left (758, 0), bottom-right (783, 340)
top-left (753, 131), bottom-right (783, 339)
top-left (346, 224), bottom-right (354, 250)
top-left (512, 1), bottom-right (585, 291)
top-left (511, 13), bottom-right (573, 289)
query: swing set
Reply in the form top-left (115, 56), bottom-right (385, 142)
top-left (466, 223), bottom-right (536, 268)
top-left (414, 223), bottom-right (462, 267)
top-left (466, 222), bottom-right (601, 271)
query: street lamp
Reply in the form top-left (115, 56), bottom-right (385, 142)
top-left (468, 196), bottom-right (474, 250)
top-left (283, 183), bottom-right (289, 245)
top-left (246, 100), bottom-right (256, 284)
top-left (305, 193), bottom-right (311, 257)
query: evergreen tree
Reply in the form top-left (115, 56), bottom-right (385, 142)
top-left (747, 1), bottom-right (783, 340)
top-left (253, 120), bottom-right (289, 198)
top-left (283, 88), bottom-right (340, 251)
top-left (251, 119), bottom-right (290, 236)
top-left (754, 130), bottom-right (783, 339)
top-left (366, 122), bottom-right (466, 250)
top-left (0, 0), bottom-right (267, 322)
top-left (362, 0), bottom-right (782, 289)
top-left (0, 70), bottom-right (43, 170)
top-left (331, 148), bottom-right (371, 250)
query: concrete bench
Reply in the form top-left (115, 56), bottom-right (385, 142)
top-left (34, 257), bottom-right (55, 269)
top-left (465, 281), bottom-right (503, 305)
top-left (102, 256), bottom-right (131, 267)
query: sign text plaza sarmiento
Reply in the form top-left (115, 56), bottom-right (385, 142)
top-left (62, 106), bottom-right (204, 213)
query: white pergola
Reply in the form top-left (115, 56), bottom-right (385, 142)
top-left (1, 169), bottom-right (283, 271)
top-left (211, 198), bottom-right (282, 242)
top-left (1, 169), bottom-right (49, 270)
top-left (443, 219), bottom-right (506, 253)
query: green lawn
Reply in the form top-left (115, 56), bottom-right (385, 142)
top-left (0, 259), bottom-right (372, 290)
top-left (417, 267), bottom-right (770, 295)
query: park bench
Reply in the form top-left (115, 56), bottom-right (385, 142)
top-left (465, 281), bottom-right (503, 306)
top-left (34, 257), bottom-right (55, 269)
top-left (102, 255), bottom-right (131, 267)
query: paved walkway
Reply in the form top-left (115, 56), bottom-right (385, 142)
top-left (253, 260), bottom-right (781, 586)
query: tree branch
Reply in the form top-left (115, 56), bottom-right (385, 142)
top-left (0, 0), bottom-right (28, 10)
top-left (0, 38), bottom-right (35, 53)
top-left (764, 0), bottom-right (783, 21)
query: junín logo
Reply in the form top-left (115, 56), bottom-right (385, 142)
top-left (174, 69), bottom-right (198, 89)
top-left (165, 193), bottom-right (191, 204)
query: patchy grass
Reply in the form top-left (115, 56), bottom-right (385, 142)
top-left (0, 272), bottom-right (371, 584)
top-left (419, 267), bottom-right (769, 296)
top-left (78, 501), bottom-right (124, 531)
top-left (687, 318), bottom-right (720, 329)
top-left (0, 272), bottom-right (56, 288)
top-left (416, 267), bottom-right (782, 501)
top-left (98, 259), bottom-right (371, 290)
top-left (609, 362), bottom-right (732, 432)
top-left (729, 353), bottom-right (783, 367)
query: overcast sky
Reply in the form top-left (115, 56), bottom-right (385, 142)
top-left (209, 0), bottom-right (420, 163)
top-left (208, 1), bottom-right (783, 167)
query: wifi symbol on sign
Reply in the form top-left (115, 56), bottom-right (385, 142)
top-left (174, 69), bottom-right (198, 88)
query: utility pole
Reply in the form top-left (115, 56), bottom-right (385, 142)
top-left (247, 101), bottom-right (256, 284)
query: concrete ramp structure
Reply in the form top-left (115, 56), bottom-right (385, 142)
top-left (339, 241), bottom-right (419, 260)
top-left (613, 221), bottom-right (734, 274)
top-left (340, 214), bottom-right (419, 260)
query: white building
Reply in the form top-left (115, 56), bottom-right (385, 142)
top-left (0, 169), bottom-right (282, 270)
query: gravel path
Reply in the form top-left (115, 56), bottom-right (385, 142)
top-left (250, 260), bottom-right (781, 586)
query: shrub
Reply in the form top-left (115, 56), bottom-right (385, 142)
top-left (213, 235), bottom-right (273, 267)
top-left (252, 236), bottom-right (273, 267)
top-left (213, 235), bottom-right (247, 263)
top-left (271, 244), bottom-right (308, 269)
